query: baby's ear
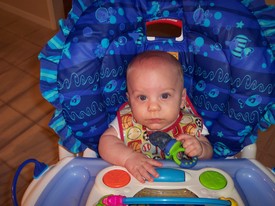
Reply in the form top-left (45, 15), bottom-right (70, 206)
top-left (180, 89), bottom-right (186, 108)
top-left (126, 92), bottom-right (131, 107)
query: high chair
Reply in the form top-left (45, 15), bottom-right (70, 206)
top-left (15, 1), bottom-right (275, 205)
top-left (39, 0), bottom-right (275, 160)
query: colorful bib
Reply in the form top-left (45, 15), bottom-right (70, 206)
top-left (117, 102), bottom-right (203, 159)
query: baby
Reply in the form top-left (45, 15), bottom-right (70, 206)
top-left (99, 51), bottom-right (213, 183)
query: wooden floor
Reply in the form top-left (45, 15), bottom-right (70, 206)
top-left (0, 8), bottom-right (274, 206)
top-left (0, 9), bottom-right (59, 206)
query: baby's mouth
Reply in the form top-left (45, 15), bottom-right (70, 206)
top-left (147, 118), bottom-right (163, 124)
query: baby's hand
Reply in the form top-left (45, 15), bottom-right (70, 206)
top-left (176, 134), bottom-right (203, 157)
top-left (124, 152), bottom-right (162, 183)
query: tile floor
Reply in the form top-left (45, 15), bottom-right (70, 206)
top-left (0, 7), bottom-right (275, 206)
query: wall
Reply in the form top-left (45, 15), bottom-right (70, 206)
top-left (0, 0), bottom-right (64, 29)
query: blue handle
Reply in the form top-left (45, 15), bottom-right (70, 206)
top-left (123, 197), bottom-right (231, 205)
top-left (12, 159), bottom-right (48, 206)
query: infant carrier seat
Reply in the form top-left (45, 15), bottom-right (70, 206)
top-left (39, 0), bottom-right (275, 159)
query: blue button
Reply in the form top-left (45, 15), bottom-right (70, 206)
top-left (154, 168), bottom-right (185, 182)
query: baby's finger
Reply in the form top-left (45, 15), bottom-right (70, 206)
top-left (182, 139), bottom-right (194, 149)
top-left (149, 158), bottom-right (163, 167)
top-left (185, 148), bottom-right (196, 157)
top-left (138, 165), bottom-right (154, 182)
top-left (145, 162), bottom-right (160, 178)
top-left (176, 134), bottom-right (192, 141)
top-left (130, 168), bottom-right (146, 183)
top-left (185, 143), bottom-right (202, 157)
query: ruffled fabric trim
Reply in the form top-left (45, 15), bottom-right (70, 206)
top-left (39, 1), bottom-right (88, 153)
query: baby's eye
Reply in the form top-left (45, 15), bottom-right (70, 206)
top-left (161, 93), bottom-right (170, 99)
top-left (138, 95), bottom-right (147, 101)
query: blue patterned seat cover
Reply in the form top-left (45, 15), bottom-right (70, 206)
top-left (39, 0), bottom-right (275, 158)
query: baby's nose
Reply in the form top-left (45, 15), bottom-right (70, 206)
top-left (148, 101), bottom-right (161, 111)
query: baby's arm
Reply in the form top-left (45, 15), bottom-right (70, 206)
top-left (98, 127), bottom-right (162, 183)
top-left (176, 134), bottom-right (213, 159)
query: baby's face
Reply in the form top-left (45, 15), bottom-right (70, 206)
top-left (127, 57), bottom-right (185, 131)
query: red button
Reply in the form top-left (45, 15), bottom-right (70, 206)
top-left (103, 169), bottom-right (131, 188)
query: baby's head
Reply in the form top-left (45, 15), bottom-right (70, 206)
top-left (127, 50), bottom-right (183, 86)
top-left (126, 51), bottom-right (186, 131)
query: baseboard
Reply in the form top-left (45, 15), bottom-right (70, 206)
top-left (0, 2), bottom-right (57, 30)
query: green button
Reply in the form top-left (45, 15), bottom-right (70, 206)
top-left (199, 170), bottom-right (227, 190)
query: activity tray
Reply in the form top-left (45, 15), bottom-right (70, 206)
top-left (22, 158), bottom-right (275, 206)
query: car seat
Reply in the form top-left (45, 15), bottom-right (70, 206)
top-left (39, 0), bottom-right (275, 159)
